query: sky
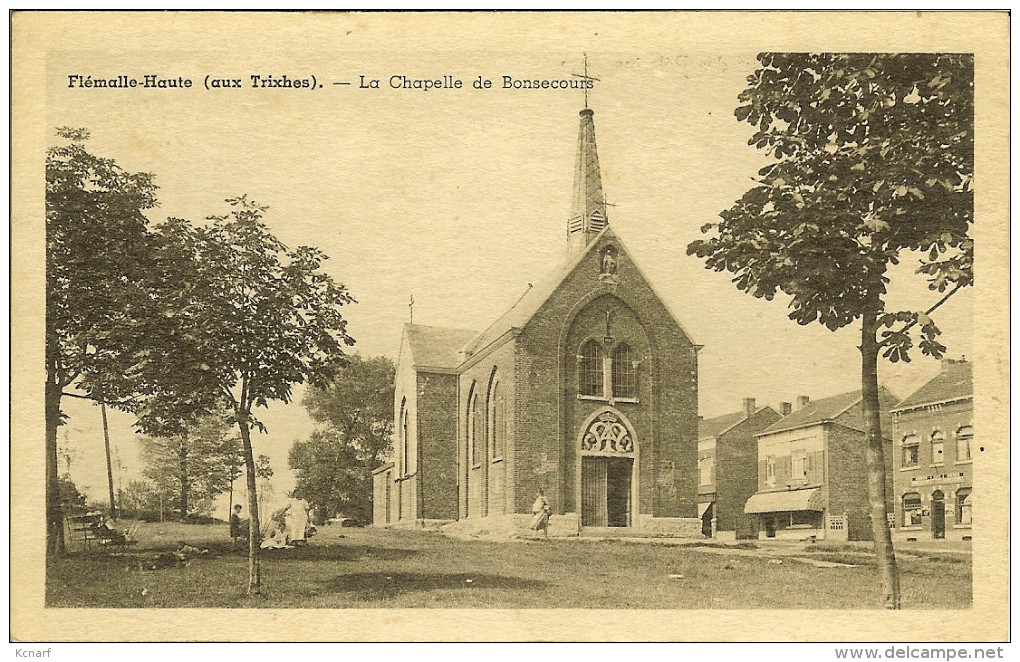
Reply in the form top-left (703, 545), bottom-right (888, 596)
top-left (46, 41), bottom-right (972, 509)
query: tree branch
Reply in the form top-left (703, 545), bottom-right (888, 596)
top-left (60, 391), bottom-right (95, 401)
top-left (877, 282), bottom-right (966, 347)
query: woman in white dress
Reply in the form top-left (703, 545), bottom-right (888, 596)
top-left (286, 498), bottom-right (310, 544)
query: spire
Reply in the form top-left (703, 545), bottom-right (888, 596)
top-left (567, 108), bottom-right (608, 257)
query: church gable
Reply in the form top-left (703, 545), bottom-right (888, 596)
top-left (519, 228), bottom-right (695, 352)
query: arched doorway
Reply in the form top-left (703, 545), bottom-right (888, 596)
top-left (931, 490), bottom-right (946, 539)
top-left (579, 410), bottom-right (636, 528)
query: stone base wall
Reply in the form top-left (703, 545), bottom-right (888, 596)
top-left (443, 513), bottom-right (581, 538)
top-left (441, 513), bottom-right (703, 539)
top-left (378, 518), bottom-right (453, 531)
top-left (635, 515), bottom-right (702, 537)
top-left (893, 527), bottom-right (974, 543)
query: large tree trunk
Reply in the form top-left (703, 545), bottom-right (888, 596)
top-left (45, 374), bottom-right (66, 559)
top-left (861, 304), bottom-right (901, 609)
top-left (237, 412), bottom-right (262, 596)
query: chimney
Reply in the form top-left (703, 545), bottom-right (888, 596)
top-left (795, 395), bottom-right (810, 411)
top-left (941, 356), bottom-right (964, 372)
top-left (780, 402), bottom-right (792, 416)
top-left (743, 397), bottom-right (756, 418)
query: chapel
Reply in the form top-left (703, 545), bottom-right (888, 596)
top-left (372, 106), bottom-right (702, 536)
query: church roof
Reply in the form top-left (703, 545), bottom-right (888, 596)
top-left (461, 226), bottom-right (612, 356)
top-left (460, 107), bottom-right (694, 360)
top-left (403, 324), bottom-right (477, 370)
top-left (894, 360), bottom-right (972, 410)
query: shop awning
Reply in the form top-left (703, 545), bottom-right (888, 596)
top-left (697, 501), bottom-right (714, 518)
top-left (744, 488), bottom-right (822, 514)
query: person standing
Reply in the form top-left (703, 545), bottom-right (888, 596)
top-left (529, 489), bottom-right (551, 538)
top-left (229, 504), bottom-right (247, 548)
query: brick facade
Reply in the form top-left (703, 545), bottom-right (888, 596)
top-left (891, 360), bottom-right (973, 541)
top-left (750, 389), bottom-right (897, 541)
top-left (700, 406), bottom-right (782, 539)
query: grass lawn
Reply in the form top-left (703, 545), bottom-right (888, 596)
top-left (46, 522), bottom-right (971, 609)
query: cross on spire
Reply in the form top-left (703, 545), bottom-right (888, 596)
top-left (571, 52), bottom-right (600, 109)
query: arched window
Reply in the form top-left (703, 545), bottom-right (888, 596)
top-left (902, 492), bottom-right (922, 527)
top-left (955, 487), bottom-right (972, 525)
top-left (399, 398), bottom-right (408, 475)
top-left (956, 425), bottom-right (973, 462)
top-left (469, 389), bottom-right (485, 467)
top-left (612, 343), bottom-right (637, 399)
top-left (579, 340), bottom-right (603, 397)
top-left (901, 434), bottom-right (920, 468)
top-left (930, 430), bottom-right (945, 465)
top-left (489, 380), bottom-right (505, 460)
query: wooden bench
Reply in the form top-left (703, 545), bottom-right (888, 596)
top-left (65, 513), bottom-right (103, 554)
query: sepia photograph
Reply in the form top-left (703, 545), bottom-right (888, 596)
top-left (10, 11), bottom-right (1009, 644)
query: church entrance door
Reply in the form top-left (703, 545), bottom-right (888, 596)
top-left (581, 456), bottom-right (633, 527)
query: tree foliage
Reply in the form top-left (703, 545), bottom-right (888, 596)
top-left (139, 415), bottom-right (243, 519)
top-left (689, 53), bottom-right (973, 343)
top-left (289, 355), bottom-right (395, 523)
top-left (687, 53), bottom-right (973, 609)
top-left (45, 128), bottom-right (160, 556)
top-left (151, 196), bottom-right (357, 595)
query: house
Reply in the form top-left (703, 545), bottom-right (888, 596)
top-left (890, 358), bottom-right (973, 541)
top-left (372, 106), bottom-right (702, 536)
top-left (697, 398), bottom-right (781, 540)
top-left (745, 387), bottom-right (898, 541)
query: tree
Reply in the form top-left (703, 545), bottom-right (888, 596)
top-left (289, 355), bottom-right (395, 523)
top-left (46, 128), bottom-right (159, 556)
top-left (688, 53), bottom-right (973, 609)
top-left (118, 480), bottom-right (162, 520)
top-left (57, 476), bottom-right (88, 514)
top-left (255, 453), bottom-right (274, 524)
top-left (139, 415), bottom-right (242, 520)
top-left (153, 196), bottom-right (356, 596)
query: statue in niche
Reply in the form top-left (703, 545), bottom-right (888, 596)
top-left (599, 246), bottom-right (620, 285)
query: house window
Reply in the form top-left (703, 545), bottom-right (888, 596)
top-left (699, 455), bottom-right (714, 486)
top-left (765, 455), bottom-right (776, 486)
top-left (791, 450), bottom-right (807, 480)
top-left (612, 343), bottom-right (637, 399)
top-left (902, 434), bottom-right (920, 468)
top-left (956, 425), bottom-right (973, 462)
top-left (791, 511), bottom-right (818, 527)
top-left (955, 487), bottom-right (972, 525)
top-left (902, 492), bottom-right (923, 527)
top-left (930, 430), bottom-right (945, 466)
top-left (579, 340), bottom-right (603, 397)
top-left (489, 380), bottom-right (505, 460)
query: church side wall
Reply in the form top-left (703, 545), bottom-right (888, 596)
top-left (417, 372), bottom-right (459, 521)
top-left (392, 342), bottom-right (419, 522)
top-left (458, 341), bottom-right (516, 518)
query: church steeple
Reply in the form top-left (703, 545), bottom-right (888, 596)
top-left (567, 108), bottom-right (608, 257)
